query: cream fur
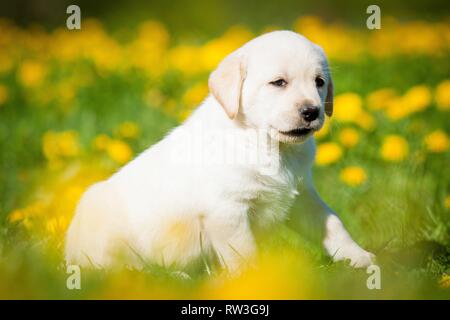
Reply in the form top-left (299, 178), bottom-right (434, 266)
top-left (65, 31), bottom-right (374, 271)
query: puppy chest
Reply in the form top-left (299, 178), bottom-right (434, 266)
top-left (246, 173), bottom-right (299, 227)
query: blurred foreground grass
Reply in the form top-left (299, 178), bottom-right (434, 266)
top-left (0, 15), bottom-right (449, 299)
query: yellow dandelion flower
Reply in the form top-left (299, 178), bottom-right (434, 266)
top-left (27, 202), bottom-right (48, 218)
top-left (385, 97), bottom-right (408, 120)
top-left (340, 166), bottom-right (367, 187)
top-left (439, 274), bottom-right (450, 289)
top-left (445, 196), bottom-right (450, 209)
top-left (46, 218), bottom-right (59, 235)
top-left (386, 85), bottom-right (432, 120)
top-left (93, 134), bottom-right (111, 151)
top-left (8, 202), bottom-right (47, 226)
top-left (117, 121), bottom-right (140, 139)
top-left (424, 130), bottom-right (449, 153)
top-left (333, 93), bottom-right (364, 123)
top-left (435, 80), bottom-right (450, 111)
top-left (177, 108), bottom-right (194, 122)
top-left (58, 131), bottom-right (80, 157)
top-left (0, 84), bottom-right (9, 106)
top-left (316, 142), bottom-right (343, 166)
top-left (367, 88), bottom-right (398, 110)
top-left (330, 92), bottom-right (374, 130)
top-left (182, 83), bottom-right (209, 108)
top-left (201, 249), bottom-right (317, 299)
top-left (18, 60), bottom-right (46, 87)
top-left (42, 130), bottom-right (80, 161)
top-left (46, 216), bottom-right (69, 235)
top-left (8, 209), bottom-right (25, 223)
top-left (200, 26), bottom-right (252, 71)
top-left (359, 112), bottom-right (376, 131)
top-left (126, 20), bottom-right (169, 76)
top-left (339, 128), bottom-right (360, 148)
top-left (168, 45), bottom-right (203, 75)
top-left (293, 16), bottom-right (364, 61)
top-left (107, 140), bottom-right (133, 164)
top-left (381, 135), bottom-right (409, 162)
top-left (402, 85), bottom-right (431, 112)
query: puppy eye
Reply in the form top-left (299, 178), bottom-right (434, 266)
top-left (315, 76), bottom-right (325, 88)
top-left (270, 79), bottom-right (287, 87)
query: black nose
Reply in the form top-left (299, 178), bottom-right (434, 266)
top-left (300, 106), bottom-right (320, 122)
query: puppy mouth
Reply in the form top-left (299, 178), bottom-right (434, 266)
top-left (278, 127), bottom-right (313, 137)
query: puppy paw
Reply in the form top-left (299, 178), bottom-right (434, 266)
top-left (332, 245), bottom-right (376, 268)
top-left (348, 250), bottom-right (376, 268)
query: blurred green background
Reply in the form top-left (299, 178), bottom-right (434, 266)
top-left (2, 0), bottom-right (450, 31)
top-left (0, 0), bottom-right (449, 299)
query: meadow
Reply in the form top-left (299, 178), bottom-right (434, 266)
top-left (0, 15), bottom-right (449, 299)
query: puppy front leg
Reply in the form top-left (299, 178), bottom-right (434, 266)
top-left (322, 213), bottom-right (375, 268)
top-left (294, 171), bottom-right (375, 268)
top-left (205, 211), bottom-right (256, 273)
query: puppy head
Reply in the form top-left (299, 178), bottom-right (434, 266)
top-left (209, 30), bottom-right (333, 144)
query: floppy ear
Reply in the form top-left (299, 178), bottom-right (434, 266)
top-left (325, 76), bottom-right (334, 117)
top-left (208, 53), bottom-right (246, 119)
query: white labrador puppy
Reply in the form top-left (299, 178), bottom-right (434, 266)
top-left (65, 31), bottom-right (375, 271)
